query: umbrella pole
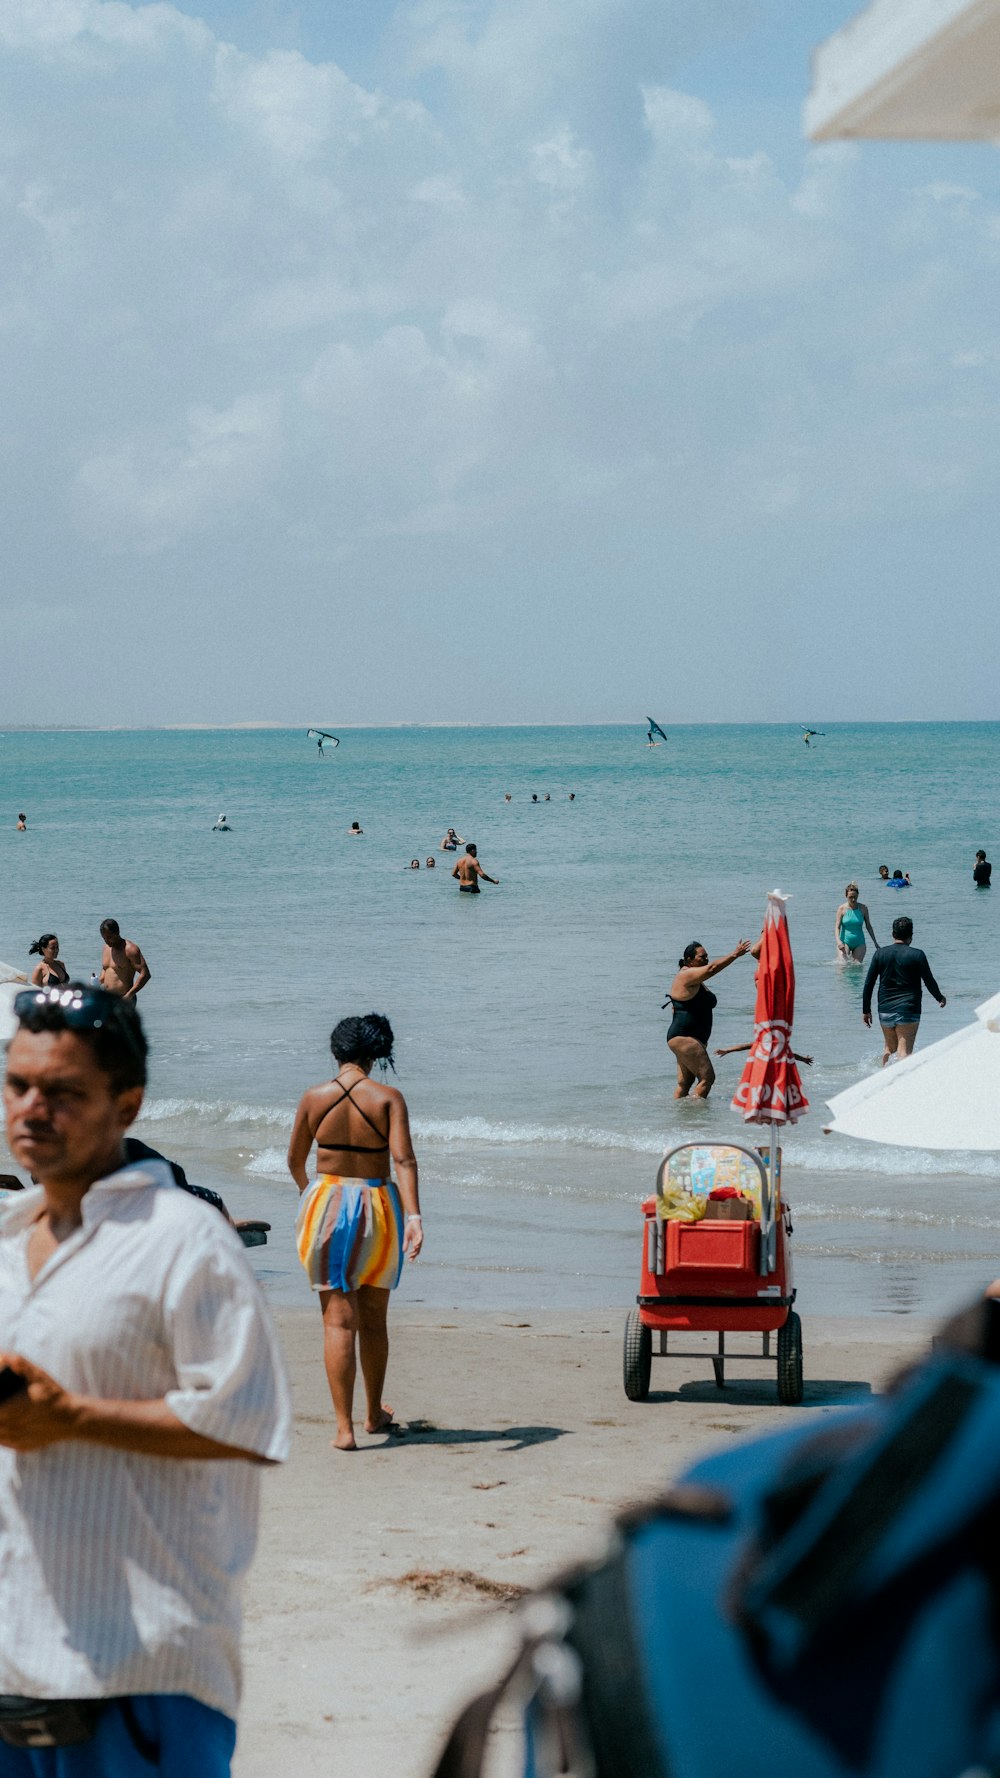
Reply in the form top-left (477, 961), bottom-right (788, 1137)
top-left (767, 1125), bottom-right (777, 1273)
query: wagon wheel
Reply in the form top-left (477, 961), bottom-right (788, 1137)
top-left (623, 1309), bottom-right (652, 1401)
top-left (776, 1311), bottom-right (804, 1405)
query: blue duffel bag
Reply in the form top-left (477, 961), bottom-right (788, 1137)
top-left (432, 1300), bottom-right (1000, 1778)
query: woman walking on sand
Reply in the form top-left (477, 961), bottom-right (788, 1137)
top-left (665, 938), bottom-right (753, 1099)
top-left (287, 1013), bottom-right (423, 1451)
top-left (834, 883), bottom-right (878, 964)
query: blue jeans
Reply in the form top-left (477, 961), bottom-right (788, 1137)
top-left (0, 1696), bottom-right (235, 1776)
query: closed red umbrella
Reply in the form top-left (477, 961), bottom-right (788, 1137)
top-left (732, 891), bottom-right (808, 1271)
top-left (732, 890), bottom-right (809, 1126)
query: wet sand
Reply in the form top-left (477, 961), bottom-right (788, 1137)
top-left (235, 1305), bottom-right (933, 1778)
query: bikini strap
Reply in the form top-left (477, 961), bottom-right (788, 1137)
top-left (319, 1078), bottom-right (389, 1145)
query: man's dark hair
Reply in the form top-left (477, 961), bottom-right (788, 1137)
top-left (14, 984), bottom-right (147, 1091)
top-left (100, 917), bottom-right (120, 939)
top-left (977, 851), bottom-right (987, 861)
top-left (466, 843), bottom-right (477, 856)
top-left (891, 915), bottom-right (913, 943)
top-left (330, 1012), bottom-right (395, 1072)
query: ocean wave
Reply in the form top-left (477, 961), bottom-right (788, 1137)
top-left (139, 1097), bottom-right (289, 1130)
top-left (137, 1099), bottom-right (998, 1180)
top-left (792, 1200), bottom-right (1000, 1232)
top-left (244, 1147), bottom-right (290, 1179)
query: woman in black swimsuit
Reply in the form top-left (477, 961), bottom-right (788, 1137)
top-left (666, 938), bottom-right (752, 1099)
top-left (287, 1013), bottom-right (422, 1451)
top-left (28, 933), bottom-right (70, 990)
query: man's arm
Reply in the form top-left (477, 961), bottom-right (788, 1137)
top-left (451, 860), bottom-right (461, 878)
top-left (474, 861), bottom-right (499, 884)
top-left (0, 1354), bottom-right (270, 1461)
top-left (862, 951), bottom-right (880, 1023)
top-left (921, 956), bottom-right (946, 1005)
top-left (125, 943), bottom-right (151, 998)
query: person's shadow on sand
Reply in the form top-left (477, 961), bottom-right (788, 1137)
top-left (396, 1421), bottom-right (568, 1452)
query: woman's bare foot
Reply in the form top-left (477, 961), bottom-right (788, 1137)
top-left (332, 1428), bottom-right (358, 1451)
top-left (364, 1404), bottom-right (395, 1434)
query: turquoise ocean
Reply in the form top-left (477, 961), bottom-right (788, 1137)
top-left (1, 723), bottom-right (998, 1321)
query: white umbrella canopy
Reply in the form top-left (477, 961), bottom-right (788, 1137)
top-left (825, 990), bottom-right (1000, 1152)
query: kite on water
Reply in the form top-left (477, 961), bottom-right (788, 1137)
top-left (646, 717), bottom-right (668, 747)
top-left (307, 729), bottom-right (340, 755)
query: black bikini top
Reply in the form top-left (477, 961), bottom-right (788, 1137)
top-left (316, 1078), bottom-right (389, 1153)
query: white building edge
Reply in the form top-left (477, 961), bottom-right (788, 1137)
top-left (806, 0), bottom-right (1000, 140)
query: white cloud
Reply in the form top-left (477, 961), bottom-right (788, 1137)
top-left (73, 395), bottom-right (281, 553)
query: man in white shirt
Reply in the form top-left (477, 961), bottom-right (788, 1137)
top-left (0, 984), bottom-right (291, 1774)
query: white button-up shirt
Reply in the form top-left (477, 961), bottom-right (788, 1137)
top-left (0, 1161), bottom-right (291, 1719)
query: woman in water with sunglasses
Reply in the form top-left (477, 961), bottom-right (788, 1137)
top-left (287, 1013), bottom-right (422, 1450)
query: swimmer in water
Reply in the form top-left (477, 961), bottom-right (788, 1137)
top-left (425, 856), bottom-right (435, 869)
top-left (16, 813), bottom-right (26, 831)
top-left (834, 882), bottom-right (878, 964)
top-left (212, 813), bottom-right (231, 832)
top-left (877, 865), bottom-right (890, 883)
top-left (348, 821), bottom-right (363, 836)
top-left (452, 843), bottom-right (498, 894)
top-left (568, 793), bottom-right (575, 801)
top-left (531, 794), bottom-right (538, 803)
top-left (974, 849), bottom-right (992, 887)
top-left (889, 869), bottom-right (911, 887)
top-left (440, 828), bottom-right (463, 851)
top-left (504, 794), bottom-right (512, 804)
top-left (664, 939), bottom-right (753, 1100)
top-left (408, 859), bottom-right (420, 870)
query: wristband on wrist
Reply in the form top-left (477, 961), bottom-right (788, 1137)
top-left (405, 1213), bottom-right (422, 1223)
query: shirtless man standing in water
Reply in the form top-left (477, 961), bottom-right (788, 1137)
top-left (98, 918), bottom-right (151, 999)
top-left (451, 844), bottom-right (499, 894)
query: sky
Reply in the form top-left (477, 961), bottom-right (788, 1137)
top-left (0, 0), bottom-right (998, 727)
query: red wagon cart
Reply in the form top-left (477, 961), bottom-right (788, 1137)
top-left (622, 1139), bottom-right (803, 1404)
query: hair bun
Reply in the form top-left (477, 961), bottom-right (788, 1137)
top-left (330, 1012), bottom-right (396, 1071)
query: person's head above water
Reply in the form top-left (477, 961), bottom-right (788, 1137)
top-left (891, 915), bottom-right (913, 943)
top-left (409, 859), bottom-right (420, 869)
top-left (28, 933), bottom-right (59, 959)
top-left (350, 821), bottom-right (361, 832)
top-left (892, 869), bottom-right (904, 879)
top-left (329, 1011), bottom-right (395, 1073)
top-left (99, 918), bottom-right (120, 941)
top-left (425, 856), bottom-right (435, 868)
top-left (465, 843), bottom-right (478, 857)
top-left (878, 865), bottom-right (889, 879)
top-left (679, 941), bottom-right (708, 968)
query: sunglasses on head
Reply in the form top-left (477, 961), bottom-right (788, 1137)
top-left (13, 986), bottom-right (144, 1057)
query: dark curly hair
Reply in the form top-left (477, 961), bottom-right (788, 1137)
top-left (330, 1012), bottom-right (395, 1072)
top-left (679, 941), bottom-right (704, 967)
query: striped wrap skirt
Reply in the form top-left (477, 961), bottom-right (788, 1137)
top-left (296, 1175), bottom-right (404, 1293)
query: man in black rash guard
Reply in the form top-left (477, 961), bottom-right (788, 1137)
top-left (974, 850), bottom-right (992, 887)
top-left (862, 914), bottom-right (946, 1066)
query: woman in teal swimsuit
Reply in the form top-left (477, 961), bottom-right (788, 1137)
top-left (835, 882), bottom-right (878, 963)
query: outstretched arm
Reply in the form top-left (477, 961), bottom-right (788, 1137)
top-left (679, 941), bottom-right (751, 989)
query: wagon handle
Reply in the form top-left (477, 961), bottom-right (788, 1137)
top-left (656, 1142), bottom-right (773, 1275)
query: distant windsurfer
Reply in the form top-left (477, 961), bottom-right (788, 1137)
top-left (452, 844), bottom-right (498, 894)
top-left (803, 729), bottom-right (824, 746)
top-left (647, 718), bottom-right (667, 748)
top-left (308, 728), bottom-right (340, 756)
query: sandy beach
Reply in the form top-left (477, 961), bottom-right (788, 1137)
top-left (236, 1305), bottom-right (934, 1778)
